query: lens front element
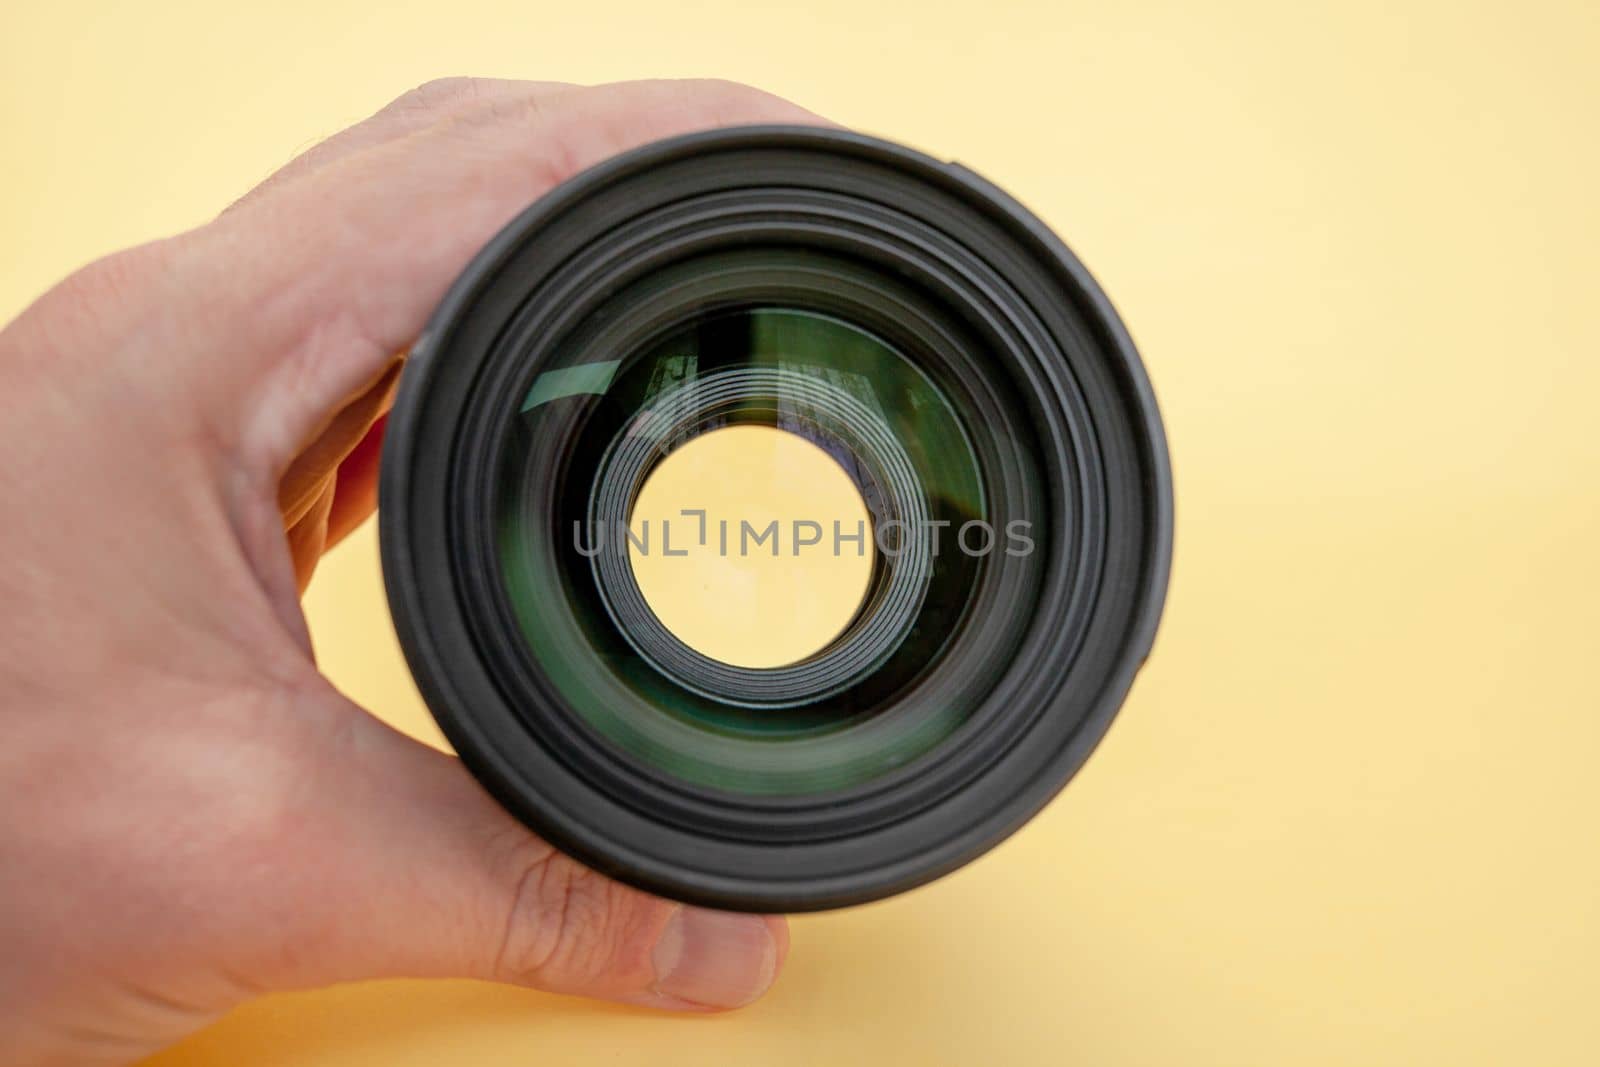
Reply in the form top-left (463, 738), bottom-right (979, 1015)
top-left (498, 306), bottom-right (1000, 795)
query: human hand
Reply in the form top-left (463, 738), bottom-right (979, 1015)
top-left (0, 78), bottom-right (821, 1066)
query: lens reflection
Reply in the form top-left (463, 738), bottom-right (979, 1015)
top-left (497, 307), bottom-right (993, 795)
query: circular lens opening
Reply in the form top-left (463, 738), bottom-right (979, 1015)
top-left (626, 424), bottom-right (876, 670)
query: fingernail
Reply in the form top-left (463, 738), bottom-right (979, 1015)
top-left (652, 906), bottom-right (778, 1009)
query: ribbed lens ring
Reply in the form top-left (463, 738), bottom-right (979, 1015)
top-left (588, 366), bottom-right (932, 708)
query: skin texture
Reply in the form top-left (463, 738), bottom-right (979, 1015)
top-left (0, 78), bottom-right (823, 1066)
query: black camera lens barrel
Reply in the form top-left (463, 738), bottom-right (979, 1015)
top-left (380, 126), bottom-right (1173, 912)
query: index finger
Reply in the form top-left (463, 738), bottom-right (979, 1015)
top-left (168, 78), bottom-right (827, 486)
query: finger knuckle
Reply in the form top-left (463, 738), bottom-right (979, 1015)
top-left (678, 77), bottom-right (785, 113)
top-left (496, 850), bottom-right (662, 992)
top-left (683, 76), bottom-right (760, 97)
top-left (392, 77), bottom-right (490, 116)
top-left (683, 78), bottom-right (815, 132)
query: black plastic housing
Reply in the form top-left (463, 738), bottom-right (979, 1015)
top-left (380, 126), bottom-right (1173, 912)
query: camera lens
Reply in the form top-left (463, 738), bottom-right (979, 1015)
top-left (380, 127), bottom-right (1173, 911)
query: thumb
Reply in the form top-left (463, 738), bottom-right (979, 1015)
top-left (266, 695), bottom-right (787, 1011)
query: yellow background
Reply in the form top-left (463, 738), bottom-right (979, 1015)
top-left (629, 426), bottom-right (878, 668)
top-left (5, 0), bottom-right (1599, 1063)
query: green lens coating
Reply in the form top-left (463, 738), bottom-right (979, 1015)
top-left (496, 307), bottom-right (999, 795)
